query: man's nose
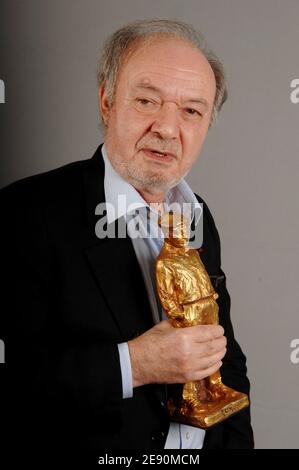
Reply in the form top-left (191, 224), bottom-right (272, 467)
top-left (150, 102), bottom-right (180, 139)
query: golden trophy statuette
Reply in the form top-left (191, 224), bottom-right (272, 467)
top-left (155, 212), bottom-right (249, 429)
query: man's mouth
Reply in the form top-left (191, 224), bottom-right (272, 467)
top-left (142, 148), bottom-right (176, 163)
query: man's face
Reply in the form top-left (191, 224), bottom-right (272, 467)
top-left (100, 36), bottom-right (216, 198)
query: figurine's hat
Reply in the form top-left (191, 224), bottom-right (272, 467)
top-left (158, 211), bottom-right (188, 238)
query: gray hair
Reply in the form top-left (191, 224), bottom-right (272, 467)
top-left (97, 18), bottom-right (228, 128)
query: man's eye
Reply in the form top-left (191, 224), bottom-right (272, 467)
top-left (133, 98), bottom-right (159, 113)
top-left (136, 98), bottom-right (154, 106)
top-left (185, 108), bottom-right (202, 117)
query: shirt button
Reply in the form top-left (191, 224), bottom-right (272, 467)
top-left (186, 432), bottom-right (190, 440)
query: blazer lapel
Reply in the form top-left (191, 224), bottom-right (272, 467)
top-left (82, 145), bottom-right (154, 341)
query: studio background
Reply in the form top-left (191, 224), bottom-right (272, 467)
top-left (0, 0), bottom-right (298, 449)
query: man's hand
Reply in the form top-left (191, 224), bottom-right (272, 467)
top-left (128, 320), bottom-right (227, 388)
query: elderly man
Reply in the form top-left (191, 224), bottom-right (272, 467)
top-left (1, 19), bottom-right (253, 456)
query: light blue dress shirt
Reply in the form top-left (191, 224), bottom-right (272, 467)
top-left (102, 144), bottom-right (205, 449)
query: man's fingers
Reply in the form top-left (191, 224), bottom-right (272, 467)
top-left (179, 324), bottom-right (224, 342)
top-left (195, 349), bottom-right (226, 371)
top-left (194, 361), bottom-right (223, 381)
top-left (155, 321), bottom-right (224, 343)
top-left (197, 336), bottom-right (227, 356)
top-left (193, 324), bottom-right (225, 341)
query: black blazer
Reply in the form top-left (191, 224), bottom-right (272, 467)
top-left (0, 144), bottom-right (254, 458)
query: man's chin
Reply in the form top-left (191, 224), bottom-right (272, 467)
top-left (123, 165), bottom-right (159, 185)
top-left (130, 174), bottom-right (178, 194)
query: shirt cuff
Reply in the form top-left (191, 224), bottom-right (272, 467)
top-left (117, 342), bottom-right (133, 399)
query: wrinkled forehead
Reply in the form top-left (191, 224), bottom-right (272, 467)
top-left (118, 35), bottom-right (216, 92)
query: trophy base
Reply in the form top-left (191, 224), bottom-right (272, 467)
top-left (168, 388), bottom-right (249, 429)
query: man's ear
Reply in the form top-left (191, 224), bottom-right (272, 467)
top-left (98, 83), bottom-right (110, 125)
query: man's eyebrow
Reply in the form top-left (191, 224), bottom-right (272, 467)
top-left (132, 83), bottom-right (209, 108)
top-left (132, 83), bottom-right (161, 93)
top-left (186, 98), bottom-right (208, 109)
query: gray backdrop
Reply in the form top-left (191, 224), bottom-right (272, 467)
top-left (0, 0), bottom-right (298, 449)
